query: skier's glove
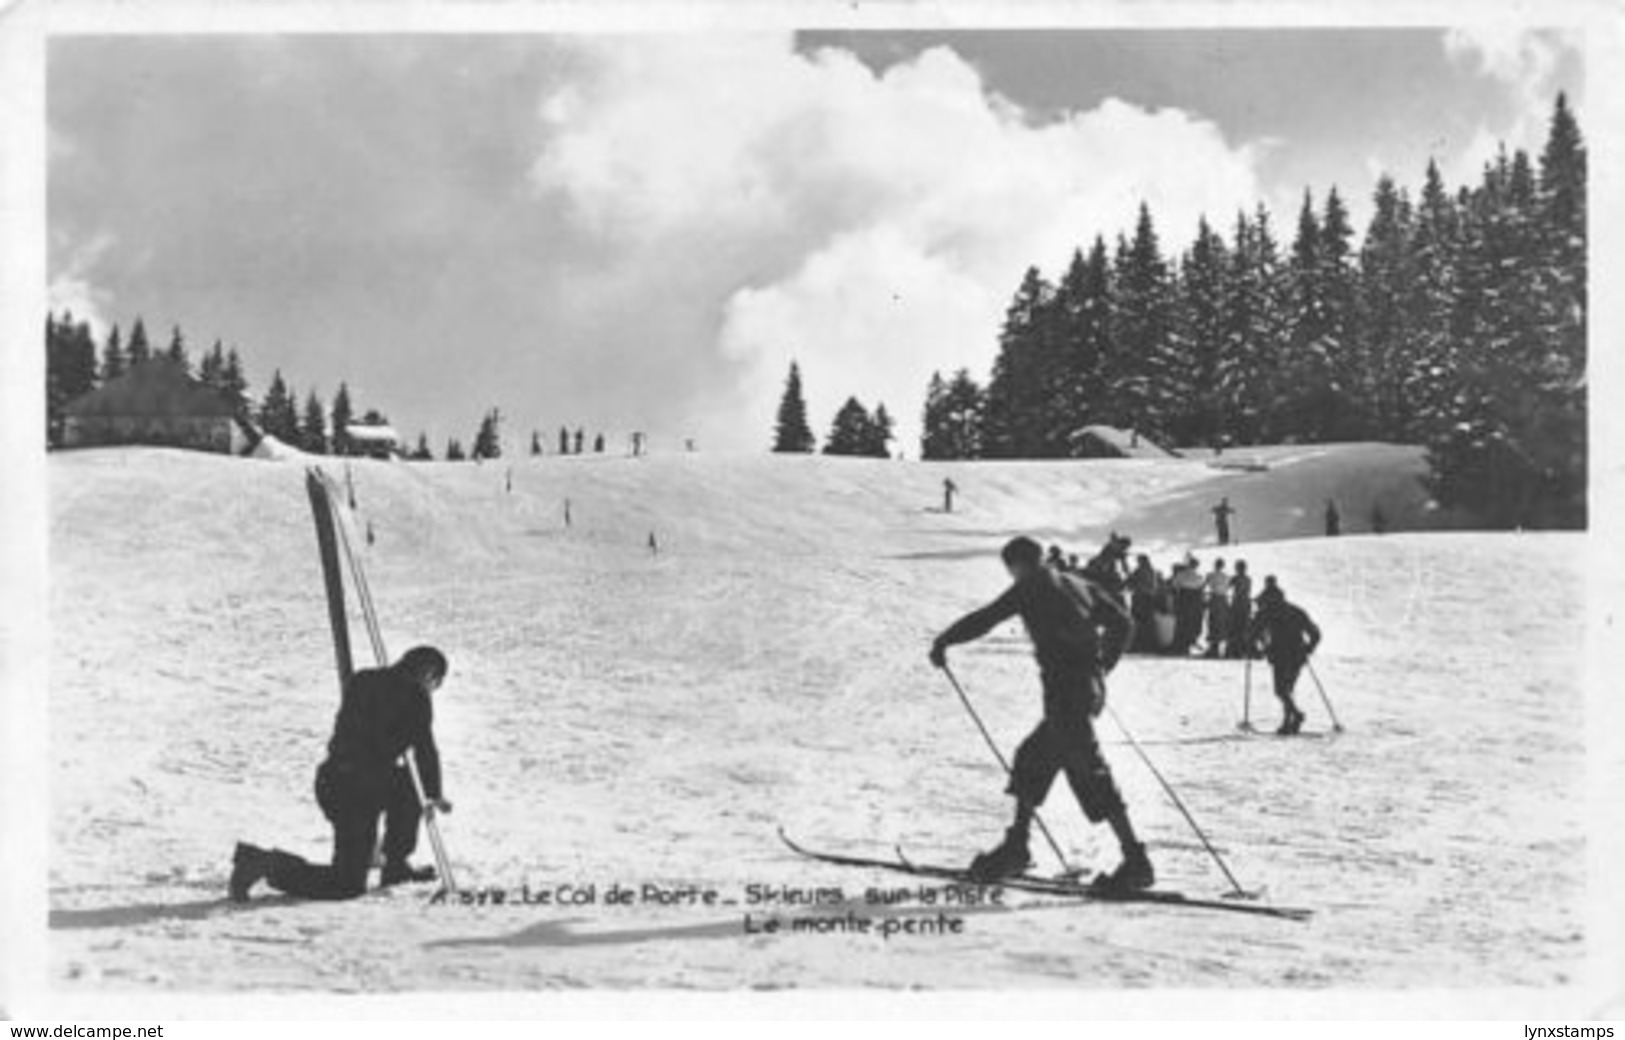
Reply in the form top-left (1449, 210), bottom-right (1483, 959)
top-left (928, 641), bottom-right (948, 669)
top-left (426, 799), bottom-right (453, 817)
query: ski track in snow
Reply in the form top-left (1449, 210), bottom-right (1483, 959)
top-left (47, 448), bottom-right (1584, 990)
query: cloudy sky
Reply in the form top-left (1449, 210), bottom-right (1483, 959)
top-left (47, 27), bottom-right (1583, 454)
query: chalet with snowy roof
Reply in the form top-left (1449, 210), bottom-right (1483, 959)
top-left (345, 423), bottom-right (400, 459)
top-left (61, 359), bottom-right (251, 455)
top-left (1068, 424), bottom-right (1180, 460)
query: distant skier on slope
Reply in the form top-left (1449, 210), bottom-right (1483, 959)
top-left (1246, 589), bottom-right (1321, 735)
top-left (228, 646), bottom-right (453, 901)
top-left (929, 536), bottom-right (1151, 892)
top-left (942, 477), bottom-right (957, 514)
top-left (1211, 497), bottom-right (1235, 546)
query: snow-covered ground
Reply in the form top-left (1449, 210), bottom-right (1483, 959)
top-left (46, 445), bottom-right (1586, 992)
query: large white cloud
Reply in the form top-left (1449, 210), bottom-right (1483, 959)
top-left (47, 230), bottom-right (114, 338)
top-left (1441, 27), bottom-right (1582, 184)
top-left (532, 35), bottom-right (1264, 452)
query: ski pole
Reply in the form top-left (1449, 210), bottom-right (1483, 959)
top-left (1239, 656), bottom-right (1254, 732)
top-left (1305, 660), bottom-right (1344, 733)
top-left (1104, 702), bottom-right (1257, 899)
top-left (324, 473), bottom-right (459, 894)
top-left (940, 665), bottom-right (1074, 876)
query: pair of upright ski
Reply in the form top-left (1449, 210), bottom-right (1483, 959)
top-left (777, 830), bottom-right (1313, 922)
top-left (305, 466), bottom-right (458, 895)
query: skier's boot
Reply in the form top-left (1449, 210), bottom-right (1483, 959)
top-left (1286, 707), bottom-right (1306, 735)
top-left (967, 827), bottom-right (1032, 882)
top-left (380, 860), bottom-right (438, 887)
top-left (1090, 842), bottom-right (1154, 895)
top-left (229, 842), bottom-right (268, 902)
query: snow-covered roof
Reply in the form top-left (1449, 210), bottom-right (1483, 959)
top-left (1071, 424), bottom-right (1179, 459)
top-left (346, 424), bottom-right (399, 443)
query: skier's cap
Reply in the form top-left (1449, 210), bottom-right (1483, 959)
top-left (399, 645), bottom-right (449, 682)
top-left (1001, 536), bottom-right (1043, 568)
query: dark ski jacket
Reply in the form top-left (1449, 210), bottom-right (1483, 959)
top-left (1248, 603), bottom-right (1321, 665)
top-left (326, 664), bottom-right (442, 800)
top-left (938, 567), bottom-right (1131, 677)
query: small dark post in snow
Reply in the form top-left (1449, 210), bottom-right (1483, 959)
top-left (943, 477), bottom-right (957, 514)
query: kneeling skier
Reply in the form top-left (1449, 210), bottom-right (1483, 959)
top-left (229, 645), bottom-right (452, 900)
top-left (929, 536), bottom-right (1152, 893)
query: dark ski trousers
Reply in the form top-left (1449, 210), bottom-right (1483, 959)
top-left (1271, 656), bottom-right (1305, 710)
top-left (263, 759), bottom-right (422, 900)
top-left (1129, 594), bottom-right (1157, 652)
top-left (1007, 668), bottom-right (1125, 824)
top-left (1173, 590), bottom-right (1203, 653)
top-left (1227, 604), bottom-right (1252, 658)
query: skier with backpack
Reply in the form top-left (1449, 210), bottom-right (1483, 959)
top-left (928, 536), bottom-right (1151, 892)
top-left (228, 646), bottom-right (453, 901)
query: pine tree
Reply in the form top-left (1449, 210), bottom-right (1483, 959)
top-left (943, 369), bottom-right (986, 460)
top-left (44, 312), bottom-right (99, 446)
top-left (1426, 134), bottom-right (1579, 528)
top-left (1110, 205), bottom-right (1178, 440)
top-left (1404, 160), bottom-right (1462, 445)
top-left (558, 426), bottom-right (570, 455)
top-left (870, 404), bottom-right (894, 458)
top-left (258, 370), bottom-right (299, 444)
top-left (45, 314), bottom-right (65, 446)
top-left (101, 324), bottom-right (126, 383)
top-left (301, 390), bottom-right (328, 454)
top-left (1051, 238), bottom-right (1114, 452)
top-left (473, 408), bottom-right (503, 460)
top-left (446, 438), bottom-right (466, 462)
top-left (921, 371), bottom-right (950, 460)
top-left (127, 317), bottom-right (151, 366)
top-left (330, 384), bottom-right (355, 456)
top-left (1172, 217), bottom-right (1229, 448)
top-left (594, 433), bottom-right (605, 453)
top-left (197, 338), bottom-right (225, 391)
top-left (1217, 206), bottom-right (1284, 446)
top-left (1534, 91), bottom-right (1587, 524)
top-left (923, 369), bottom-right (988, 460)
top-left (1318, 187), bottom-right (1365, 438)
top-left (531, 431), bottom-right (542, 456)
top-left (165, 325), bottom-right (189, 374)
top-left (772, 361), bottom-right (816, 453)
top-left (823, 397), bottom-right (875, 456)
top-left (222, 347), bottom-right (249, 417)
top-left (1274, 190), bottom-right (1338, 442)
top-left (983, 266), bottom-right (1054, 457)
top-left (1357, 176), bottom-right (1417, 438)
